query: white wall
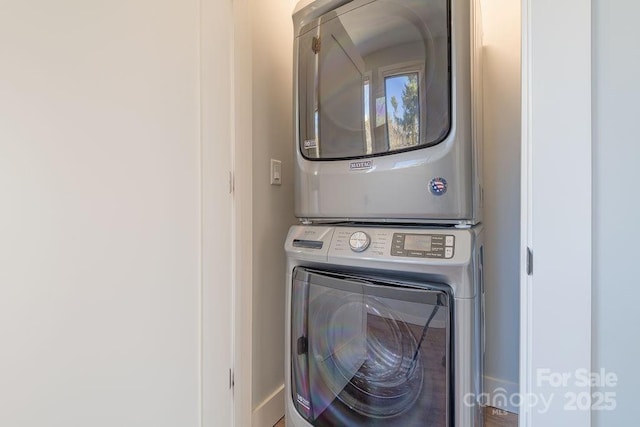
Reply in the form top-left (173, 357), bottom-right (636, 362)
top-left (250, 0), bottom-right (298, 426)
top-left (0, 1), bottom-right (231, 425)
top-left (592, 0), bottom-right (640, 424)
top-left (481, 0), bottom-right (521, 412)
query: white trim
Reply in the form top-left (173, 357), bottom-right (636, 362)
top-left (520, 0), bottom-right (592, 426)
top-left (200, 0), bottom-right (234, 425)
top-left (232, 0), bottom-right (253, 425)
top-left (252, 385), bottom-right (285, 427)
top-left (519, 1), bottom-right (532, 425)
top-left (198, 2), bottom-right (204, 423)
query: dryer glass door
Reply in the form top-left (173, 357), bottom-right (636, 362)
top-left (291, 267), bottom-right (450, 426)
top-left (297, 0), bottom-right (451, 159)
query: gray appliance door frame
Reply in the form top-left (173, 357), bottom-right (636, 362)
top-left (290, 266), bottom-right (453, 426)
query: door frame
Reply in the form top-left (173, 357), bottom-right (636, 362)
top-left (201, 0), bottom-right (235, 425)
top-left (232, 0), bottom-right (254, 425)
top-left (520, 0), bottom-right (592, 425)
top-left (228, 0), bottom-right (597, 425)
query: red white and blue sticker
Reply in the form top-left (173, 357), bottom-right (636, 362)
top-left (429, 177), bottom-right (448, 195)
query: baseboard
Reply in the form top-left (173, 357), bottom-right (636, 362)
top-left (484, 375), bottom-right (519, 414)
top-left (252, 384), bottom-right (285, 427)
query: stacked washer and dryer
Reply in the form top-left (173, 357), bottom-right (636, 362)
top-left (284, 0), bottom-right (484, 426)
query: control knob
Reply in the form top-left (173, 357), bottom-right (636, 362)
top-left (349, 231), bottom-right (371, 252)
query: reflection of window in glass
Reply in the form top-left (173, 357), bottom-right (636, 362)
top-left (363, 78), bottom-right (372, 154)
top-left (385, 73), bottom-right (420, 149)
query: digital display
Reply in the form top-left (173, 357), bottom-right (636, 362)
top-left (404, 235), bottom-right (432, 252)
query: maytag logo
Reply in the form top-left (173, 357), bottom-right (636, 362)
top-left (349, 160), bottom-right (372, 171)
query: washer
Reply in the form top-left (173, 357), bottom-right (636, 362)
top-left (285, 224), bottom-right (484, 426)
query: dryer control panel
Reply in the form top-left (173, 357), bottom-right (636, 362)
top-left (391, 233), bottom-right (455, 259)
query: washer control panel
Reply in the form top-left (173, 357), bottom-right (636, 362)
top-left (348, 231), bottom-right (371, 252)
top-left (331, 228), bottom-right (389, 256)
top-left (391, 233), bottom-right (455, 259)
top-left (299, 226), bottom-right (470, 263)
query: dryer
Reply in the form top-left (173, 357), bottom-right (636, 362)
top-left (293, 0), bottom-right (484, 225)
top-left (285, 224), bottom-right (484, 426)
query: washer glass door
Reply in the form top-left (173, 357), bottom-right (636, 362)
top-left (291, 267), bottom-right (450, 426)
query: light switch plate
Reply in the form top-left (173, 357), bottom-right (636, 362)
top-left (270, 159), bottom-right (282, 185)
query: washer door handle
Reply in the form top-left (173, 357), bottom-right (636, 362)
top-left (297, 336), bottom-right (308, 355)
